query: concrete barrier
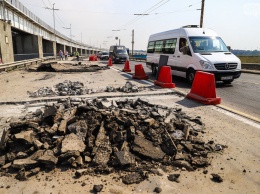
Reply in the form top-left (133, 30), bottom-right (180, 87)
top-left (241, 63), bottom-right (260, 70)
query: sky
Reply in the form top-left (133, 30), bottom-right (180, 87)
top-left (18, 0), bottom-right (260, 51)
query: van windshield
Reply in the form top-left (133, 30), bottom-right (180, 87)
top-left (189, 36), bottom-right (229, 53)
top-left (116, 50), bottom-right (127, 54)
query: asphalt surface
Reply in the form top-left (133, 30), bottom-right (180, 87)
top-left (107, 60), bottom-right (260, 121)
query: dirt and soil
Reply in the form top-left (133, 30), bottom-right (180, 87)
top-left (0, 60), bottom-right (259, 194)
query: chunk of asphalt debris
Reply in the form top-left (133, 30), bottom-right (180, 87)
top-left (15, 168), bottom-right (27, 181)
top-left (154, 187), bottom-right (162, 193)
top-left (37, 150), bottom-right (58, 169)
top-left (43, 105), bottom-right (57, 118)
top-left (122, 172), bottom-right (146, 184)
top-left (0, 155), bottom-right (5, 167)
top-left (14, 130), bottom-right (34, 145)
top-left (93, 184), bottom-right (104, 193)
top-left (168, 174), bottom-right (180, 183)
top-left (172, 160), bottom-right (194, 171)
top-left (114, 151), bottom-right (135, 166)
top-left (211, 173), bottom-right (223, 183)
top-left (132, 136), bottom-right (165, 161)
top-left (12, 158), bottom-right (38, 169)
top-left (61, 133), bottom-right (86, 153)
top-left (75, 169), bottom-right (88, 178)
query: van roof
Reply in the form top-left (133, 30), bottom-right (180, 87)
top-left (148, 28), bottom-right (219, 41)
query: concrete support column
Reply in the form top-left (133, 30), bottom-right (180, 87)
top-left (0, 20), bottom-right (14, 63)
top-left (38, 36), bottom-right (43, 58)
top-left (53, 41), bottom-right (57, 59)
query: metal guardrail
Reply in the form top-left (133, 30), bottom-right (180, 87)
top-left (0, 56), bottom-right (55, 72)
top-left (130, 55), bottom-right (147, 61)
top-left (241, 63), bottom-right (260, 71)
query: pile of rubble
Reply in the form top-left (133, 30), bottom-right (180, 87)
top-left (27, 87), bottom-right (56, 98)
top-left (28, 80), bottom-right (101, 97)
top-left (106, 81), bottom-right (146, 93)
top-left (54, 80), bottom-right (89, 96)
top-left (0, 98), bottom-right (225, 185)
top-left (28, 81), bottom-right (149, 98)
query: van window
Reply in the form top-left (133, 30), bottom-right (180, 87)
top-left (164, 39), bottom-right (177, 54)
top-left (154, 41), bottom-right (164, 53)
top-left (179, 38), bottom-right (188, 52)
top-left (147, 41), bottom-right (155, 53)
top-left (189, 36), bottom-right (229, 53)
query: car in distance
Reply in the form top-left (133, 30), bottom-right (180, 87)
top-left (99, 51), bottom-right (109, 60)
top-left (109, 45), bottom-right (129, 63)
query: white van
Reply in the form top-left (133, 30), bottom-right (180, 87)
top-left (146, 25), bottom-right (241, 84)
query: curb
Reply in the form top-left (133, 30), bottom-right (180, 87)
top-left (241, 69), bottom-right (260, 75)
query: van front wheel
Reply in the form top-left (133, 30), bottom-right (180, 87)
top-left (187, 69), bottom-right (195, 84)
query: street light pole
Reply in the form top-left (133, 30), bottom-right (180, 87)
top-left (45, 3), bottom-right (59, 41)
top-left (131, 29), bottom-right (134, 56)
top-left (63, 24), bottom-right (72, 40)
top-left (70, 24), bottom-right (72, 39)
top-left (200, 0), bottom-right (205, 28)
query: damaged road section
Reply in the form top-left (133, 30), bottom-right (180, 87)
top-left (0, 98), bottom-right (225, 184)
top-left (34, 61), bottom-right (109, 72)
top-left (28, 81), bottom-right (150, 97)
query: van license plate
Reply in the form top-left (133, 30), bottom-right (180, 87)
top-left (221, 76), bottom-right (233, 80)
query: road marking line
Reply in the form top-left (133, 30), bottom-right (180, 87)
top-left (237, 80), bottom-right (260, 85)
top-left (214, 106), bottom-right (260, 129)
top-left (217, 104), bottom-right (260, 123)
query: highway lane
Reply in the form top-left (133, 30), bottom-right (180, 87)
top-left (111, 60), bottom-right (260, 120)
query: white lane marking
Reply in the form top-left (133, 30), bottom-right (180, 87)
top-left (237, 80), bottom-right (260, 85)
top-left (214, 106), bottom-right (260, 129)
top-left (111, 67), bottom-right (153, 85)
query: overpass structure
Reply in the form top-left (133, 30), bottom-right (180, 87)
top-left (0, 0), bottom-right (102, 64)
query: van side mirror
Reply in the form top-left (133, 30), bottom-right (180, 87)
top-left (227, 46), bottom-right (231, 51)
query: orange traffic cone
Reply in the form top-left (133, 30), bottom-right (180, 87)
top-left (89, 55), bottom-right (94, 61)
top-left (154, 66), bottom-right (175, 88)
top-left (122, 60), bottom-right (131, 72)
top-left (107, 58), bottom-right (113, 66)
top-left (186, 71), bottom-right (221, 105)
top-left (132, 64), bottom-right (148, 80)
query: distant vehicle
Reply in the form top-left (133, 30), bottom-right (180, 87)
top-left (99, 51), bottom-right (109, 60)
top-left (146, 25), bottom-right (241, 84)
top-left (97, 52), bottom-right (102, 59)
top-left (109, 45), bottom-right (129, 63)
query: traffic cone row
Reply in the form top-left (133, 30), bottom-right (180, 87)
top-left (122, 60), bottom-right (131, 72)
top-left (104, 58), bottom-right (221, 105)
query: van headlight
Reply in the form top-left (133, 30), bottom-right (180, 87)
top-left (200, 60), bottom-right (214, 70)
